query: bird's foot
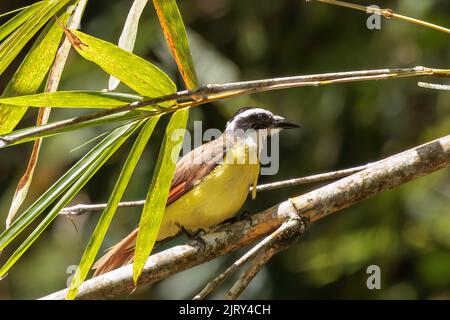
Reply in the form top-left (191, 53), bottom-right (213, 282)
top-left (231, 209), bottom-right (253, 226)
top-left (178, 225), bottom-right (207, 251)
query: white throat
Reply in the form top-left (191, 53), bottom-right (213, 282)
top-left (230, 129), bottom-right (270, 154)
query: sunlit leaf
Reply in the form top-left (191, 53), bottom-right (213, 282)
top-left (0, 11), bottom-right (71, 134)
top-left (0, 0), bottom-right (71, 77)
top-left (6, 0), bottom-right (91, 228)
top-left (0, 5), bottom-right (31, 19)
top-left (5, 9), bottom-right (73, 226)
top-left (0, 110), bottom-right (145, 148)
top-left (0, 121), bottom-right (142, 254)
top-left (108, 0), bottom-right (149, 91)
top-left (0, 91), bottom-right (145, 109)
top-left (0, 121), bottom-right (142, 278)
top-left (152, 0), bottom-right (198, 89)
top-left (0, 1), bottom-right (44, 42)
top-left (133, 108), bottom-right (189, 283)
top-left (64, 29), bottom-right (176, 98)
top-left (66, 116), bottom-right (159, 300)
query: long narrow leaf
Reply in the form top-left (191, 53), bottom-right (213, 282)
top-left (0, 121), bottom-right (141, 278)
top-left (64, 29), bottom-right (176, 97)
top-left (152, 0), bottom-right (198, 89)
top-left (66, 116), bottom-right (159, 299)
top-left (0, 5), bottom-right (33, 19)
top-left (0, 121), bottom-right (142, 252)
top-left (0, 1), bottom-right (44, 42)
top-left (133, 108), bottom-right (189, 283)
top-left (0, 110), bottom-right (145, 148)
top-left (0, 11), bottom-right (71, 134)
top-left (6, 0), bottom-right (90, 228)
top-left (0, 91), bottom-right (145, 109)
top-left (0, 0), bottom-right (71, 76)
top-left (108, 0), bottom-right (149, 91)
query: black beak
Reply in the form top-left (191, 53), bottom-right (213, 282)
top-left (274, 118), bottom-right (300, 129)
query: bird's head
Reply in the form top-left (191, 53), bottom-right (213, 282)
top-left (225, 107), bottom-right (299, 135)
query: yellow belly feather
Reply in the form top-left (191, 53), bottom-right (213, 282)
top-left (157, 144), bottom-right (260, 241)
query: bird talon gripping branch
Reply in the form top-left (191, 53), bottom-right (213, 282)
top-left (235, 210), bottom-right (253, 226)
top-left (178, 225), bottom-right (207, 251)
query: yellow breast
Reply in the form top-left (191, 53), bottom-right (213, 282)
top-left (156, 143), bottom-right (260, 241)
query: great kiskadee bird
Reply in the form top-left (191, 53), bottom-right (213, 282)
top-left (93, 107), bottom-right (299, 276)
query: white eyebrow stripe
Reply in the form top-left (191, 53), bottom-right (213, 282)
top-left (273, 115), bottom-right (284, 121)
top-left (231, 108), bottom-right (271, 123)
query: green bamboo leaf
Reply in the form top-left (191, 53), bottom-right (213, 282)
top-left (66, 116), bottom-right (159, 300)
top-left (0, 0), bottom-right (71, 77)
top-left (153, 0), bottom-right (198, 89)
top-left (0, 121), bottom-right (142, 253)
top-left (0, 110), bottom-right (145, 148)
top-left (0, 121), bottom-right (143, 278)
top-left (6, 0), bottom-right (90, 228)
top-left (0, 91), bottom-right (145, 109)
top-left (0, 2), bottom-right (44, 42)
top-left (0, 11), bottom-right (71, 134)
top-left (64, 29), bottom-right (176, 97)
top-left (109, 0), bottom-right (149, 91)
top-left (0, 5), bottom-right (33, 19)
top-left (133, 108), bottom-right (189, 283)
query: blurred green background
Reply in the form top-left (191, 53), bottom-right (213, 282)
top-left (0, 0), bottom-right (449, 299)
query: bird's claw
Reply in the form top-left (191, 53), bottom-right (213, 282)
top-left (235, 209), bottom-right (253, 226)
top-left (178, 225), bottom-right (207, 251)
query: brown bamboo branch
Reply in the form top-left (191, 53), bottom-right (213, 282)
top-left (193, 218), bottom-right (305, 300)
top-left (40, 134), bottom-right (450, 300)
top-left (224, 218), bottom-right (303, 300)
top-left (1, 66), bottom-right (448, 148)
top-left (225, 244), bottom-right (281, 300)
top-left (225, 249), bottom-right (276, 300)
top-left (204, 217), bottom-right (304, 300)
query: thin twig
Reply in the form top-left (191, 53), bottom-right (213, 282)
top-left (1, 66), bottom-right (448, 148)
top-left (312, 0), bottom-right (450, 34)
top-left (418, 82), bottom-right (450, 91)
top-left (224, 218), bottom-right (304, 300)
top-left (254, 163), bottom-right (371, 192)
top-left (59, 163), bottom-right (372, 215)
top-left (193, 218), bottom-right (304, 300)
top-left (225, 247), bottom-right (277, 300)
top-left (60, 199), bottom-right (146, 215)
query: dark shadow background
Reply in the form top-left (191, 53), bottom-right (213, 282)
top-left (0, 0), bottom-right (449, 299)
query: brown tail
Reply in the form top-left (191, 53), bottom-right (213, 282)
top-left (93, 228), bottom-right (139, 277)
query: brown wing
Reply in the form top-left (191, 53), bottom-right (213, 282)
top-left (166, 135), bottom-right (229, 205)
top-left (93, 135), bottom-right (230, 276)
